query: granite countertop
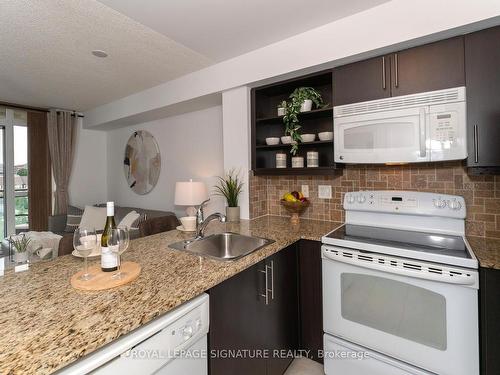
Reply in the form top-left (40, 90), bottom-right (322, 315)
top-left (0, 216), bottom-right (340, 375)
top-left (467, 236), bottom-right (500, 270)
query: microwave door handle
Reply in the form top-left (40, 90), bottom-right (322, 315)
top-left (419, 108), bottom-right (427, 158)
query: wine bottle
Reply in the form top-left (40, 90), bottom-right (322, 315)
top-left (101, 201), bottom-right (118, 272)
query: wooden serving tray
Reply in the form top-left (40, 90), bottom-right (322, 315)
top-left (71, 261), bottom-right (141, 291)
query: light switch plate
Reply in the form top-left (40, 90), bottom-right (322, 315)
top-left (301, 185), bottom-right (309, 198)
top-left (318, 185), bottom-right (332, 199)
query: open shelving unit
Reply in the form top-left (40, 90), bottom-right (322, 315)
top-left (251, 70), bottom-right (341, 175)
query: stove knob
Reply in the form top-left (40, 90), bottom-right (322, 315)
top-left (449, 199), bottom-right (462, 210)
top-left (347, 195), bottom-right (355, 204)
top-left (357, 195), bottom-right (366, 203)
top-left (195, 319), bottom-right (202, 331)
top-left (434, 199), bottom-right (446, 209)
top-left (182, 325), bottom-right (194, 339)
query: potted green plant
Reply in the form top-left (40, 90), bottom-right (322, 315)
top-left (214, 169), bottom-right (244, 222)
top-left (9, 234), bottom-right (31, 263)
top-left (289, 87), bottom-right (325, 112)
top-left (277, 100), bottom-right (287, 116)
top-left (282, 87), bottom-right (325, 155)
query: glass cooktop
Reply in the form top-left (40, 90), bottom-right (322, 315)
top-left (324, 224), bottom-right (471, 259)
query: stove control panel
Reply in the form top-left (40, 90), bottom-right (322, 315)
top-left (344, 191), bottom-right (466, 218)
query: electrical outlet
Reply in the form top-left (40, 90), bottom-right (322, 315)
top-left (318, 185), bottom-right (332, 199)
top-left (301, 185), bottom-right (309, 198)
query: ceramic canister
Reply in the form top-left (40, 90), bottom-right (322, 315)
top-left (276, 152), bottom-right (287, 168)
top-left (307, 151), bottom-right (319, 167)
top-left (292, 156), bottom-right (304, 168)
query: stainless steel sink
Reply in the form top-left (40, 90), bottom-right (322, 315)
top-left (169, 232), bottom-right (274, 261)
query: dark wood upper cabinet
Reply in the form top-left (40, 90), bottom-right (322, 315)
top-left (333, 55), bottom-right (390, 106)
top-left (391, 37), bottom-right (465, 97)
top-left (465, 26), bottom-right (500, 170)
top-left (333, 37), bottom-right (465, 106)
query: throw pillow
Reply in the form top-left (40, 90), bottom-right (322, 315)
top-left (118, 211), bottom-right (141, 230)
top-left (79, 206), bottom-right (107, 231)
top-left (64, 205), bottom-right (84, 232)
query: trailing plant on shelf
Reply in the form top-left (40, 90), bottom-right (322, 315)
top-left (289, 87), bottom-right (325, 110)
top-left (282, 87), bottom-right (326, 155)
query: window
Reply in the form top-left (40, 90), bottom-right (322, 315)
top-left (0, 107), bottom-right (29, 238)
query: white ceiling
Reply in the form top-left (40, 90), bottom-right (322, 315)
top-left (99, 0), bottom-right (388, 62)
top-left (0, 0), bottom-right (212, 111)
top-left (0, 0), bottom-right (387, 111)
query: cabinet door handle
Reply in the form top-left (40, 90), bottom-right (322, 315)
top-left (259, 268), bottom-right (269, 305)
top-left (473, 124), bottom-right (479, 163)
top-left (382, 56), bottom-right (386, 90)
top-left (269, 261), bottom-right (274, 300)
top-left (394, 53), bottom-right (399, 88)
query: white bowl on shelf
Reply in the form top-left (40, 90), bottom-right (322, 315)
top-left (265, 137), bottom-right (280, 145)
top-left (281, 136), bottom-right (295, 144)
top-left (318, 132), bottom-right (333, 141)
top-left (301, 134), bottom-right (315, 142)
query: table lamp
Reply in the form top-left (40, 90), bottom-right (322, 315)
top-left (174, 180), bottom-right (208, 216)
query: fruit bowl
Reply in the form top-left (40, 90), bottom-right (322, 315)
top-left (280, 199), bottom-right (310, 224)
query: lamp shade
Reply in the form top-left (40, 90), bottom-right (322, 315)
top-left (174, 180), bottom-right (208, 206)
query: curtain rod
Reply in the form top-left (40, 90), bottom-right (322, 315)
top-left (53, 109), bottom-right (84, 118)
top-left (0, 102), bottom-right (85, 118)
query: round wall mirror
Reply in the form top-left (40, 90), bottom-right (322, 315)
top-left (123, 130), bottom-right (161, 195)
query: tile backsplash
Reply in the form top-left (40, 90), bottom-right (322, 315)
top-left (249, 162), bottom-right (500, 238)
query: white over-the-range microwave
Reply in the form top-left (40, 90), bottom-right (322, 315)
top-left (333, 87), bottom-right (467, 164)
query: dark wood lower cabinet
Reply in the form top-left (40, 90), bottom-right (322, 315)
top-left (209, 259), bottom-right (268, 375)
top-left (265, 244), bottom-right (299, 375)
top-left (480, 267), bottom-right (500, 375)
top-left (298, 240), bottom-right (323, 363)
top-left (209, 244), bottom-right (299, 375)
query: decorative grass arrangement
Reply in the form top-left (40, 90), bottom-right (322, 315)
top-left (9, 234), bottom-right (31, 253)
top-left (214, 169), bottom-right (244, 207)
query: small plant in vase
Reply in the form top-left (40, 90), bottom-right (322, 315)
top-left (9, 234), bottom-right (31, 263)
top-left (214, 169), bottom-right (244, 223)
top-left (289, 87), bottom-right (325, 113)
top-left (277, 100), bottom-right (287, 116)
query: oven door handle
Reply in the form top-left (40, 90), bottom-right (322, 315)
top-left (323, 250), bottom-right (475, 286)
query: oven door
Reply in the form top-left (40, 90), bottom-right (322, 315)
top-left (322, 245), bottom-right (479, 375)
top-left (334, 106), bottom-right (429, 164)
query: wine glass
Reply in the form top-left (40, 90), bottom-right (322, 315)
top-left (73, 228), bottom-right (97, 281)
top-left (107, 227), bottom-right (130, 280)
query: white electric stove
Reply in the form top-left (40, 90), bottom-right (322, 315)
top-left (321, 191), bottom-right (479, 375)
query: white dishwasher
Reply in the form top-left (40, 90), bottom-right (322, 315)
top-left (57, 293), bottom-right (209, 375)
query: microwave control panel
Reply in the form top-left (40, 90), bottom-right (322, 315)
top-left (430, 111), bottom-right (458, 143)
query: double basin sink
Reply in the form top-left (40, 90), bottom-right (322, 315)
top-left (169, 232), bottom-right (274, 261)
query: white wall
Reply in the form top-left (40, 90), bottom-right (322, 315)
top-left (68, 119), bottom-right (107, 207)
top-left (222, 87), bottom-right (251, 219)
top-left (85, 0), bottom-right (500, 128)
top-left (105, 106), bottom-right (225, 217)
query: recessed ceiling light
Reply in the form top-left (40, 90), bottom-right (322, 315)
top-left (91, 50), bottom-right (108, 58)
